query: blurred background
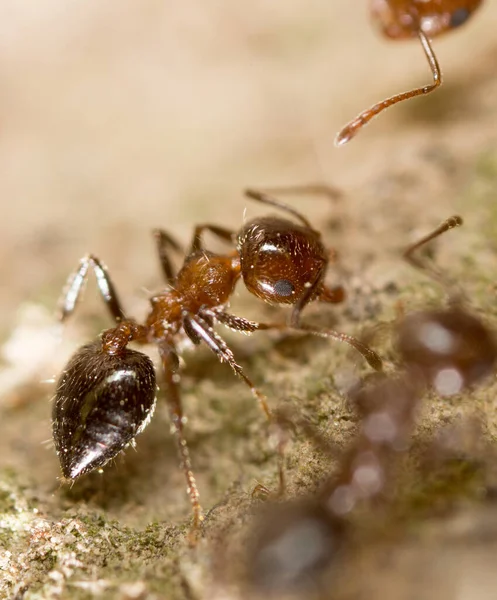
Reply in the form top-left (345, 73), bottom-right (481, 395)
top-left (0, 0), bottom-right (496, 334)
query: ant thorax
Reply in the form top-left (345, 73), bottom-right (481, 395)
top-left (146, 251), bottom-right (241, 340)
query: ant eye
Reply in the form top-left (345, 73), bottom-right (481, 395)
top-left (450, 8), bottom-right (471, 28)
top-left (273, 279), bottom-right (295, 298)
top-left (53, 340), bottom-right (156, 479)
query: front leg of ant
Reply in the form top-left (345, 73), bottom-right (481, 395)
top-left (183, 313), bottom-right (287, 495)
top-left (295, 323), bottom-right (383, 372)
top-left (207, 307), bottom-right (382, 371)
top-left (158, 343), bottom-right (204, 540)
top-left (189, 224), bottom-right (236, 254)
top-left (57, 254), bottom-right (125, 324)
top-left (183, 313), bottom-right (272, 418)
top-left (204, 308), bottom-right (285, 335)
top-left (335, 30), bottom-right (442, 146)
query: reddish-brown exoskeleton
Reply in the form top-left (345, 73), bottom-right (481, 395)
top-left (52, 187), bottom-right (382, 534)
top-left (335, 0), bottom-right (483, 146)
top-left (246, 213), bottom-right (497, 593)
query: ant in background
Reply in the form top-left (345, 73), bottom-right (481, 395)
top-left (246, 213), bottom-right (497, 593)
top-left (52, 187), bottom-right (382, 534)
top-left (335, 0), bottom-right (483, 146)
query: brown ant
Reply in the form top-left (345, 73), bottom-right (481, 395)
top-left (246, 213), bottom-right (497, 593)
top-left (335, 0), bottom-right (483, 146)
top-left (52, 188), bottom-right (382, 533)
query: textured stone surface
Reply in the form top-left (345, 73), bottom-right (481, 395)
top-left (2, 2), bottom-right (497, 598)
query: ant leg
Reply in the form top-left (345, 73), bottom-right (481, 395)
top-left (404, 215), bottom-right (463, 280)
top-left (158, 343), bottom-right (203, 537)
top-left (57, 254), bottom-right (125, 324)
top-left (208, 309), bottom-right (382, 371)
top-left (152, 229), bottom-right (183, 284)
top-left (183, 313), bottom-right (271, 418)
top-left (189, 224), bottom-right (235, 254)
top-left (297, 323), bottom-right (383, 372)
top-left (204, 308), bottom-right (283, 334)
top-left (335, 30), bottom-right (442, 146)
top-left (183, 313), bottom-right (287, 494)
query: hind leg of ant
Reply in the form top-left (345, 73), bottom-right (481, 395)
top-left (296, 323), bottom-right (383, 372)
top-left (152, 229), bottom-right (183, 284)
top-left (189, 224), bottom-right (235, 254)
top-left (403, 215), bottom-right (463, 286)
top-left (335, 30), bottom-right (442, 146)
top-left (57, 254), bottom-right (125, 324)
top-left (182, 312), bottom-right (287, 494)
top-left (158, 343), bottom-right (204, 540)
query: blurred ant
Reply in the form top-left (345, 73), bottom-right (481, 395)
top-left (335, 0), bottom-right (483, 146)
top-left (52, 187), bottom-right (382, 534)
top-left (246, 212), bottom-right (497, 593)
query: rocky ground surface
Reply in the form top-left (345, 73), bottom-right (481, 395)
top-left (1, 2), bottom-right (497, 599)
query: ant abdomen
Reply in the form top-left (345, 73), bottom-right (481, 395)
top-left (237, 216), bottom-right (327, 306)
top-left (52, 340), bottom-right (156, 480)
top-left (396, 308), bottom-right (497, 395)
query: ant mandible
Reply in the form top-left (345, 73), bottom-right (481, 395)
top-left (335, 0), bottom-right (483, 146)
top-left (52, 187), bottom-right (382, 532)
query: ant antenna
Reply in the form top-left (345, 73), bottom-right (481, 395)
top-left (245, 188), bottom-right (314, 230)
top-left (335, 30), bottom-right (441, 146)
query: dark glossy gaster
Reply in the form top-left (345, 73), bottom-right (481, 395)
top-left (335, 0), bottom-right (483, 146)
top-left (53, 341), bottom-right (156, 479)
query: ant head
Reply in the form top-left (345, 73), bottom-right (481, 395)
top-left (237, 216), bottom-right (328, 306)
top-left (370, 0), bottom-right (483, 39)
top-left (396, 308), bottom-right (497, 395)
top-left (53, 340), bottom-right (156, 480)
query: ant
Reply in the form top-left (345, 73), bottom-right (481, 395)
top-left (52, 187), bottom-right (382, 534)
top-left (246, 212), bottom-right (497, 593)
top-left (335, 0), bottom-right (483, 146)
